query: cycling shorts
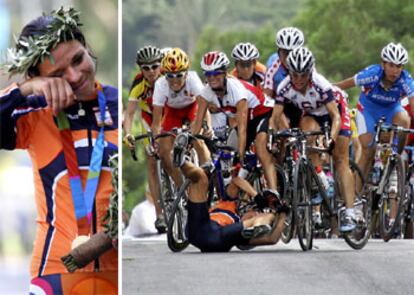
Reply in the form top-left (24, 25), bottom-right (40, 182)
top-left (307, 114), bottom-right (351, 137)
top-left (186, 201), bottom-right (249, 252)
top-left (356, 100), bottom-right (406, 135)
top-left (284, 102), bottom-right (303, 128)
top-left (246, 111), bottom-right (272, 150)
top-left (30, 271), bottom-right (117, 295)
top-left (161, 102), bottom-right (197, 132)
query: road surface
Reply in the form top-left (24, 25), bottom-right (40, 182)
top-left (123, 235), bottom-right (414, 295)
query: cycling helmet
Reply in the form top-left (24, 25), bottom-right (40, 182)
top-left (381, 42), bottom-right (408, 65)
top-left (231, 42), bottom-right (260, 61)
top-left (276, 27), bottom-right (305, 50)
top-left (161, 47), bottom-right (172, 58)
top-left (136, 45), bottom-right (163, 65)
top-left (161, 48), bottom-right (190, 72)
top-left (201, 51), bottom-right (230, 71)
top-left (286, 47), bottom-right (315, 73)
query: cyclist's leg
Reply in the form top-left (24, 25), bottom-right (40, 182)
top-left (248, 212), bottom-right (286, 245)
top-left (142, 119), bottom-right (162, 218)
top-left (254, 116), bottom-right (278, 191)
top-left (333, 135), bottom-right (355, 209)
top-left (391, 107), bottom-right (411, 151)
top-left (159, 136), bottom-right (183, 187)
top-left (159, 106), bottom-right (189, 187)
top-left (334, 98), bottom-right (356, 210)
top-left (299, 115), bottom-right (322, 165)
top-left (356, 107), bottom-right (375, 181)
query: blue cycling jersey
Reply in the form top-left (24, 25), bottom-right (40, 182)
top-left (355, 64), bottom-right (414, 106)
top-left (264, 53), bottom-right (288, 91)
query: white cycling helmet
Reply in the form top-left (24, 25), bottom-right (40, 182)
top-left (276, 27), bottom-right (305, 50)
top-left (381, 42), bottom-right (408, 65)
top-left (136, 45), bottom-right (163, 65)
top-left (286, 47), bottom-right (315, 73)
top-left (231, 42), bottom-right (260, 61)
top-left (201, 51), bottom-right (230, 71)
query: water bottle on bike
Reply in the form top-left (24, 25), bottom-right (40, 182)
top-left (371, 150), bottom-right (383, 185)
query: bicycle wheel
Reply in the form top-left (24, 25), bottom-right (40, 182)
top-left (397, 183), bottom-right (413, 239)
top-left (167, 181), bottom-right (190, 252)
top-left (294, 159), bottom-right (313, 251)
top-left (379, 154), bottom-right (405, 242)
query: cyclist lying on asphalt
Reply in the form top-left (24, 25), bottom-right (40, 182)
top-left (173, 133), bottom-right (288, 252)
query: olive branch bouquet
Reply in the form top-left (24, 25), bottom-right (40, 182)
top-left (61, 154), bottom-right (119, 273)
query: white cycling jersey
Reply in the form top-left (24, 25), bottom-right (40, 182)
top-left (201, 77), bottom-right (264, 117)
top-left (153, 71), bottom-right (203, 108)
top-left (275, 70), bottom-right (335, 116)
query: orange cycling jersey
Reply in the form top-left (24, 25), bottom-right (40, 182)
top-left (0, 82), bottom-right (118, 278)
top-left (209, 200), bottom-right (240, 227)
top-left (230, 61), bottom-right (267, 88)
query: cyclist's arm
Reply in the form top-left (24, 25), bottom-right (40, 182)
top-left (263, 88), bottom-right (275, 99)
top-left (151, 105), bottom-right (163, 136)
top-left (335, 77), bottom-right (356, 90)
top-left (191, 95), bottom-right (208, 135)
top-left (123, 100), bottom-right (138, 135)
top-left (0, 84), bottom-right (47, 150)
top-left (270, 104), bottom-right (286, 130)
top-left (236, 99), bottom-right (248, 161)
top-left (326, 100), bottom-right (341, 141)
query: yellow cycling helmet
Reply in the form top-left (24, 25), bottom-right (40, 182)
top-left (162, 48), bottom-right (190, 72)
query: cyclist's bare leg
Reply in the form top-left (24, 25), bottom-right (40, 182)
top-left (299, 116), bottom-right (323, 167)
top-left (255, 132), bottom-right (277, 190)
top-left (191, 139), bottom-right (211, 165)
top-left (159, 136), bottom-right (183, 187)
top-left (180, 161), bottom-right (209, 203)
top-left (249, 213), bottom-right (286, 245)
top-left (333, 135), bottom-right (355, 209)
top-left (230, 177), bottom-right (257, 197)
top-left (393, 111), bottom-right (411, 150)
top-left (357, 133), bottom-right (375, 183)
top-left (146, 153), bottom-right (162, 216)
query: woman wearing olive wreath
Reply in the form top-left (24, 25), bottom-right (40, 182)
top-left (0, 7), bottom-right (118, 294)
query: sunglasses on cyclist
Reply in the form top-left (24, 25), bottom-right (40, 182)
top-left (204, 70), bottom-right (226, 77)
top-left (165, 72), bottom-right (186, 79)
top-left (141, 63), bottom-right (160, 71)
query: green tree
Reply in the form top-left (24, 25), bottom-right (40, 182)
top-left (294, 0), bottom-right (414, 104)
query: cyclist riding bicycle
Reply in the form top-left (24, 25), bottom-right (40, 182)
top-left (230, 42), bottom-right (266, 88)
top-left (270, 47), bottom-right (357, 232)
top-left (192, 51), bottom-right (279, 197)
top-left (264, 27), bottom-right (305, 128)
top-left (336, 42), bottom-right (414, 194)
top-left (123, 45), bottom-right (167, 233)
top-left (151, 48), bottom-right (204, 187)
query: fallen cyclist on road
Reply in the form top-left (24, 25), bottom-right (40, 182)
top-left (173, 134), bottom-right (288, 252)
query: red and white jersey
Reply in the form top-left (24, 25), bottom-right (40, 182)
top-left (153, 71), bottom-right (203, 109)
top-left (275, 70), bottom-right (335, 116)
top-left (200, 76), bottom-right (271, 118)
